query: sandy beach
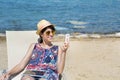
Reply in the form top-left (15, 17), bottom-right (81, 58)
top-left (0, 36), bottom-right (7, 70)
top-left (0, 35), bottom-right (120, 80)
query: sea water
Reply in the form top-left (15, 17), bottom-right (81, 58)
top-left (0, 0), bottom-right (120, 34)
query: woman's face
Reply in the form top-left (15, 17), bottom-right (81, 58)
top-left (41, 28), bottom-right (55, 42)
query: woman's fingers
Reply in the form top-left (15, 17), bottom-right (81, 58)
top-left (61, 43), bottom-right (69, 53)
top-left (0, 74), bottom-right (5, 80)
top-left (0, 74), bottom-right (9, 80)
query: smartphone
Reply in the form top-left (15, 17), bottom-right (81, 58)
top-left (65, 34), bottom-right (70, 43)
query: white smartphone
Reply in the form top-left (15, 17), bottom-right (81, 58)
top-left (65, 34), bottom-right (70, 43)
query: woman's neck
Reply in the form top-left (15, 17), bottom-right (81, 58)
top-left (41, 41), bottom-right (53, 48)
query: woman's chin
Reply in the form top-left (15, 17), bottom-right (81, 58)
top-left (48, 39), bottom-right (53, 42)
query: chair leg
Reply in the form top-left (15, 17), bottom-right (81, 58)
top-left (59, 74), bottom-right (62, 80)
top-left (59, 73), bottom-right (66, 80)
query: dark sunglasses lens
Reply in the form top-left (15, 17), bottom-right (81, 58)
top-left (46, 31), bottom-right (55, 35)
top-left (46, 31), bottom-right (50, 35)
top-left (52, 31), bottom-right (55, 35)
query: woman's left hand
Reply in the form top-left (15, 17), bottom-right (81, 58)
top-left (61, 42), bottom-right (69, 53)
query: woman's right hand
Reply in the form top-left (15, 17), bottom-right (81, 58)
top-left (0, 73), bottom-right (9, 80)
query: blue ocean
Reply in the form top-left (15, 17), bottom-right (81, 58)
top-left (0, 0), bottom-right (120, 34)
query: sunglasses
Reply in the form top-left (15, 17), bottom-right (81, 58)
top-left (45, 30), bottom-right (56, 36)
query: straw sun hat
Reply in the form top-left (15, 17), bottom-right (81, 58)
top-left (36, 19), bottom-right (54, 35)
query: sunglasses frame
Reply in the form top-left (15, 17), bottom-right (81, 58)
top-left (45, 30), bottom-right (56, 36)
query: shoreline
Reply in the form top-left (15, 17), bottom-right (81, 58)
top-left (1, 32), bottom-right (120, 39)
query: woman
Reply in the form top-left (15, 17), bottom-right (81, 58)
top-left (0, 20), bottom-right (69, 80)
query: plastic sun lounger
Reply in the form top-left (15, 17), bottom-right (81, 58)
top-left (6, 31), bottom-right (66, 80)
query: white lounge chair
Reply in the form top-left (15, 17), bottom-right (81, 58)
top-left (6, 31), bottom-right (38, 80)
top-left (6, 31), bottom-right (66, 80)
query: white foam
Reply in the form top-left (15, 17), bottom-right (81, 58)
top-left (69, 20), bottom-right (88, 25)
top-left (75, 34), bottom-right (89, 38)
top-left (0, 33), bottom-right (6, 37)
top-left (56, 26), bottom-right (68, 30)
top-left (73, 26), bottom-right (86, 28)
top-left (89, 34), bottom-right (101, 38)
top-left (115, 32), bottom-right (120, 37)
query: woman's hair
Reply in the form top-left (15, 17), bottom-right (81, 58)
top-left (38, 25), bottom-right (56, 43)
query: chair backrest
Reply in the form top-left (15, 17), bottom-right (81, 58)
top-left (6, 31), bottom-right (38, 80)
top-left (6, 31), bottom-right (66, 80)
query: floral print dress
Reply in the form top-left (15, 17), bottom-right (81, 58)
top-left (25, 43), bottom-right (59, 80)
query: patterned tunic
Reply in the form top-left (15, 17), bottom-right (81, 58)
top-left (25, 43), bottom-right (59, 80)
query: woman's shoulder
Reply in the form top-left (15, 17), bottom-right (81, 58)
top-left (29, 43), bottom-right (36, 46)
top-left (28, 43), bottom-right (37, 49)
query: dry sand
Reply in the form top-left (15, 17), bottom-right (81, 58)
top-left (0, 36), bottom-right (7, 69)
top-left (0, 36), bottom-right (120, 80)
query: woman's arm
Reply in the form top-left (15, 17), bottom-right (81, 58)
top-left (0, 43), bottom-right (35, 80)
top-left (57, 43), bottom-right (69, 74)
